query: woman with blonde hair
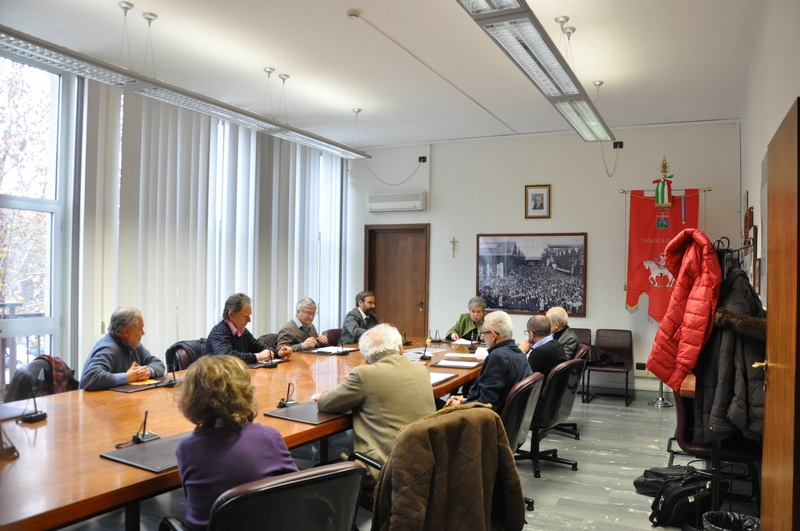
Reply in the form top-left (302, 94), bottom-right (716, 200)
top-left (175, 355), bottom-right (297, 530)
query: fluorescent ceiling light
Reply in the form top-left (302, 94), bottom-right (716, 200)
top-left (456, 0), bottom-right (614, 142)
top-left (0, 26), bottom-right (369, 159)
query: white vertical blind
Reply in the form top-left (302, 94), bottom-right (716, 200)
top-left (75, 88), bottom-right (344, 370)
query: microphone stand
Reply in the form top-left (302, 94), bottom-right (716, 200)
top-left (20, 369), bottom-right (47, 423)
top-left (132, 410), bottom-right (160, 443)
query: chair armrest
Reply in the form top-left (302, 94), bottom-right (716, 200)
top-left (348, 452), bottom-right (383, 470)
top-left (158, 516), bottom-right (190, 531)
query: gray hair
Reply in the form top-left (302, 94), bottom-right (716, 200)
top-left (108, 307), bottom-right (141, 335)
top-left (355, 290), bottom-right (374, 306)
top-left (296, 297), bottom-right (317, 312)
top-left (467, 296), bottom-right (486, 311)
top-left (484, 311), bottom-right (513, 340)
top-left (223, 293), bottom-right (251, 321)
top-left (546, 306), bottom-right (569, 327)
top-left (526, 315), bottom-right (552, 337)
top-left (358, 324), bottom-right (402, 364)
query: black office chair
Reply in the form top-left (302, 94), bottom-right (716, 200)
top-left (516, 358), bottom-right (586, 478)
top-left (4, 357), bottom-right (78, 402)
top-left (498, 371), bottom-right (545, 511)
top-left (164, 339), bottom-right (206, 371)
top-left (549, 343), bottom-right (590, 441)
top-left (159, 461), bottom-right (365, 531)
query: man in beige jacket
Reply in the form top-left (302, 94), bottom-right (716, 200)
top-left (312, 323), bottom-right (435, 486)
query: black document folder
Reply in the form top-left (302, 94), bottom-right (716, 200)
top-left (100, 432), bottom-right (191, 473)
top-left (264, 401), bottom-right (347, 425)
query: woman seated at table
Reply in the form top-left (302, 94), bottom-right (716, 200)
top-left (176, 356), bottom-right (298, 531)
top-left (447, 296), bottom-right (487, 341)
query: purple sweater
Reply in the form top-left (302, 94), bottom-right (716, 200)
top-left (176, 422), bottom-right (298, 530)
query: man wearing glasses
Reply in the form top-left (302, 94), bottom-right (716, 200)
top-left (445, 311), bottom-right (531, 412)
top-left (519, 314), bottom-right (569, 375)
top-left (277, 297), bottom-right (329, 352)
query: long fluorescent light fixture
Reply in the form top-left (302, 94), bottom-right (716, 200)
top-left (456, 0), bottom-right (615, 142)
top-left (0, 26), bottom-right (370, 160)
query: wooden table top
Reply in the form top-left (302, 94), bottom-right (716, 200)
top-left (0, 340), bottom-right (480, 531)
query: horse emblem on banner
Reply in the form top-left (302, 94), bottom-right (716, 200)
top-left (643, 253), bottom-right (675, 287)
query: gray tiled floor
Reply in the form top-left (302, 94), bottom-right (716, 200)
top-left (62, 391), bottom-right (758, 530)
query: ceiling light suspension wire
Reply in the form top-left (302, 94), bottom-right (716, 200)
top-left (142, 12), bottom-right (157, 78)
top-left (278, 73), bottom-right (290, 124)
top-left (117, 2), bottom-right (134, 70)
top-left (347, 9), bottom-right (515, 135)
top-left (594, 81), bottom-right (619, 177)
top-left (350, 108), bottom-right (420, 186)
top-left (262, 67), bottom-right (275, 117)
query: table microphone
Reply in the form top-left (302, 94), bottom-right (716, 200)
top-left (420, 342), bottom-right (431, 361)
top-left (132, 410), bottom-right (160, 443)
top-left (402, 332), bottom-right (412, 346)
top-left (277, 383), bottom-right (297, 408)
top-left (162, 366), bottom-right (179, 388)
top-left (20, 369), bottom-right (47, 423)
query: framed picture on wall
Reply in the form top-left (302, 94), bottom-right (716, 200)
top-left (525, 185), bottom-right (551, 218)
top-left (476, 233), bottom-right (587, 316)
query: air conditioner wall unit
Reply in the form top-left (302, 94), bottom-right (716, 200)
top-left (367, 192), bottom-right (426, 212)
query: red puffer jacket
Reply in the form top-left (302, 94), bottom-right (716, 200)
top-left (647, 229), bottom-right (722, 390)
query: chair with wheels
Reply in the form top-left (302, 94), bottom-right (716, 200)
top-left (583, 329), bottom-right (634, 406)
top-left (667, 389), bottom-right (762, 510)
top-left (549, 343), bottom-right (591, 441)
top-left (159, 461), bottom-right (366, 531)
top-left (498, 371), bottom-right (545, 511)
top-left (516, 358), bottom-right (586, 478)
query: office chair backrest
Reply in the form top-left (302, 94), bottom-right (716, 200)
top-left (323, 328), bottom-right (342, 346)
top-left (532, 358), bottom-right (586, 429)
top-left (499, 372), bottom-right (545, 450)
top-left (572, 328), bottom-right (592, 347)
top-left (4, 357), bottom-right (77, 402)
top-left (574, 343), bottom-right (590, 361)
top-left (208, 462), bottom-right (365, 531)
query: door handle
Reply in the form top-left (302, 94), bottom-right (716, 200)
top-left (415, 301), bottom-right (424, 312)
top-left (752, 361), bottom-right (767, 369)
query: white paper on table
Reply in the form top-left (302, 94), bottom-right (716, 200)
top-left (450, 338), bottom-right (475, 346)
top-left (430, 373), bottom-right (456, 385)
top-left (474, 347), bottom-right (489, 360)
top-left (444, 352), bottom-right (478, 358)
top-left (406, 347), bottom-right (447, 355)
top-left (311, 346), bottom-right (358, 354)
top-left (434, 360), bottom-right (480, 368)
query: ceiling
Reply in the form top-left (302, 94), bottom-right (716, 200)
top-left (0, 0), bottom-right (763, 152)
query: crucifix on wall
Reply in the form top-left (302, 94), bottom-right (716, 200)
top-left (450, 237), bottom-right (458, 258)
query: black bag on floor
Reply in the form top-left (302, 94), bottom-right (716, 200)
top-left (634, 465), bottom-right (695, 496)
top-left (649, 471), bottom-right (729, 527)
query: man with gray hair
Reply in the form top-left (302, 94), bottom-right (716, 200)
top-left (546, 306), bottom-right (580, 357)
top-left (445, 310), bottom-right (531, 412)
top-left (313, 324), bottom-right (435, 485)
top-left (277, 297), bottom-right (329, 352)
top-left (80, 307), bottom-right (166, 390)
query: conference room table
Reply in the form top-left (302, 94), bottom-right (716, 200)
top-left (0, 339), bottom-right (483, 531)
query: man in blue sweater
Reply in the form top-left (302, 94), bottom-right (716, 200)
top-left (80, 307), bottom-right (165, 390)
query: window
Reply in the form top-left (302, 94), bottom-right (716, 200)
top-left (0, 56), bottom-right (67, 396)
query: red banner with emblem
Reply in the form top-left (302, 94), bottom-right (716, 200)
top-left (626, 189), bottom-right (699, 322)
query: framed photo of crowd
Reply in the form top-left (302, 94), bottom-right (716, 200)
top-left (476, 233), bottom-right (587, 317)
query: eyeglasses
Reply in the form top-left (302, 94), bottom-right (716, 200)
top-left (299, 309), bottom-right (316, 317)
top-left (481, 329), bottom-right (495, 337)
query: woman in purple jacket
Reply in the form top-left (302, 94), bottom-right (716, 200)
top-left (175, 355), bottom-right (298, 530)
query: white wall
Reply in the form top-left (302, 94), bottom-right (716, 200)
top-left (740, 0), bottom-right (800, 305)
top-left (347, 123), bottom-right (741, 391)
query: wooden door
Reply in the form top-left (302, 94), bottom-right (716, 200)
top-left (365, 224), bottom-right (430, 338)
top-left (762, 98), bottom-right (800, 530)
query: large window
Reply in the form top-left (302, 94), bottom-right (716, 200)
top-left (0, 56), bottom-right (67, 396)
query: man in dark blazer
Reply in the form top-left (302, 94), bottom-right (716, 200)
top-left (340, 291), bottom-right (379, 345)
top-left (520, 314), bottom-right (569, 375)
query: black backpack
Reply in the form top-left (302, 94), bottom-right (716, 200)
top-left (634, 465), bottom-right (694, 497)
top-left (649, 471), bottom-right (729, 527)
